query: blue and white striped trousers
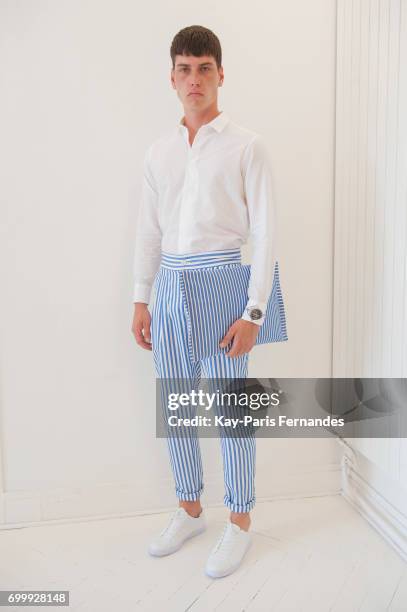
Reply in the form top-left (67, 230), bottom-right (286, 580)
top-left (150, 248), bottom-right (256, 513)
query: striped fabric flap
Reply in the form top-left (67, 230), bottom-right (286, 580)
top-left (180, 261), bottom-right (288, 361)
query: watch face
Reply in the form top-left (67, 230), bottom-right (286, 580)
top-left (249, 308), bottom-right (263, 320)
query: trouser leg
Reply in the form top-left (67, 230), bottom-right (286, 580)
top-left (201, 351), bottom-right (256, 513)
top-left (151, 268), bottom-right (203, 502)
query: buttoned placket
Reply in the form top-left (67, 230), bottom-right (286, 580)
top-left (178, 125), bottom-right (210, 263)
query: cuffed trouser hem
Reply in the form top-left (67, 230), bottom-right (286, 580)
top-left (175, 486), bottom-right (203, 502)
top-left (224, 495), bottom-right (256, 513)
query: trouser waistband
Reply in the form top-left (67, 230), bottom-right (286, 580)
top-left (160, 248), bottom-right (242, 270)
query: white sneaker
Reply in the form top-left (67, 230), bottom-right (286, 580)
top-left (205, 521), bottom-right (251, 578)
top-left (148, 507), bottom-right (206, 557)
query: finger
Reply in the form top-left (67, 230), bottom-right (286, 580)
top-left (226, 340), bottom-right (241, 357)
top-left (139, 339), bottom-right (153, 351)
top-left (134, 328), bottom-right (152, 350)
top-left (143, 322), bottom-right (151, 344)
top-left (219, 325), bottom-right (236, 348)
top-left (133, 328), bottom-right (144, 343)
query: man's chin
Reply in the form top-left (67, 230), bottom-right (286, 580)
top-left (186, 94), bottom-right (205, 102)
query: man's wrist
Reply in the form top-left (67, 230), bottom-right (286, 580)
top-left (241, 301), bottom-right (267, 326)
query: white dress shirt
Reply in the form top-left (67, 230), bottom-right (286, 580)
top-left (133, 111), bottom-right (278, 326)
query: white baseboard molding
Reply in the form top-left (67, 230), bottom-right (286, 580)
top-left (0, 462), bottom-right (342, 530)
top-left (341, 452), bottom-right (407, 563)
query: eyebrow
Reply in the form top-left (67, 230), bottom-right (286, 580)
top-left (176, 62), bottom-right (214, 67)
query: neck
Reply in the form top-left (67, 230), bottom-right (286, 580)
top-left (182, 104), bottom-right (221, 135)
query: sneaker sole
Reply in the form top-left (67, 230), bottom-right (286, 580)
top-left (148, 524), bottom-right (206, 557)
top-left (205, 539), bottom-right (252, 578)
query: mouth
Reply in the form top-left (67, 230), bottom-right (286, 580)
top-left (188, 92), bottom-right (203, 96)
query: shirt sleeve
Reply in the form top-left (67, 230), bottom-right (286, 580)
top-left (132, 145), bottom-right (162, 304)
top-left (241, 134), bottom-right (277, 326)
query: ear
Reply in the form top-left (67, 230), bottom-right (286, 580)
top-left (218, 66), bottom-right (224, 85)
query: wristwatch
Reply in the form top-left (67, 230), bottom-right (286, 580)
top-left (246, 306), bottom-right (264, 321)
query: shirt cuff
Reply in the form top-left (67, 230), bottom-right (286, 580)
top-left (241, 299), bottom-right (267, 326)
top-left (133, 283), bottom-right (152, 304)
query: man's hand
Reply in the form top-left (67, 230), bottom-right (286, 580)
top-left (132, 303), bottom-right (152, 350)
top-left (219, 319), bottom-right (260, 357)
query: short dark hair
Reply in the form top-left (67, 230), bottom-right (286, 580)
top-left (170, 25), bottom-right (222, 69)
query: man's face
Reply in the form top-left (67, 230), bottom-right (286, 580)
top-left (171, 54), bottom-right (224, 112)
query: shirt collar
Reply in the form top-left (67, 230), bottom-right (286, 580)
top-left (178, 111), bottom-right (229, 134)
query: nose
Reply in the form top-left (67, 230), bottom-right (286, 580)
top-left (188, 69), bottom-right (202, 87)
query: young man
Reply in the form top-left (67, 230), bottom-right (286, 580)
top-left (131, 25), bottom-right (277, 578)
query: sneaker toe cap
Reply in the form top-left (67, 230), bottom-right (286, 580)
top-left (148, 537), bottom-right (173, 557)
top-left (205, 555), bottom-right (232, 578)
top-left (205, 537), bottom-right (251, 578)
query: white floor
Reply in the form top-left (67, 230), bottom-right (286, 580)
top-left (0, 494), bottom-right (406, 612)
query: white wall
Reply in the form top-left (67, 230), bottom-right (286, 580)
top-left (334, 0), bottom-right (407, 559)
top-left (0, 0), bottom-right (339, 524)
top-left (334, 0), bottom-right (407, 379)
